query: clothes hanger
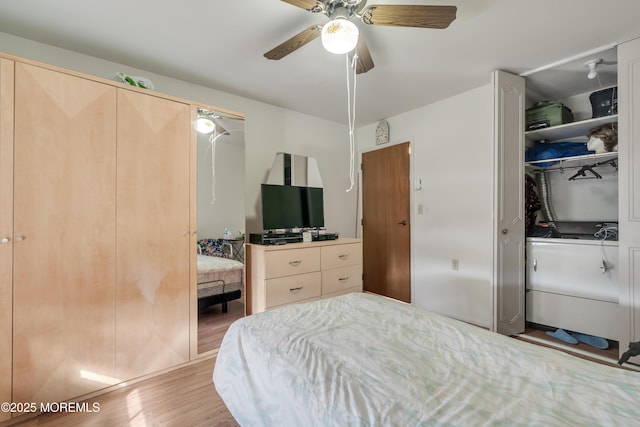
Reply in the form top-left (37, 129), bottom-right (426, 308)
top-left (568, 164), bottom-right (602, 180)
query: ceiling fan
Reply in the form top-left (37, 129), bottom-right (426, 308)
top-left (264, 0), bottom-right (457, 74)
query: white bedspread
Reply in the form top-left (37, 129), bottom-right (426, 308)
top-left (213, 292), bottom-right (640, 426)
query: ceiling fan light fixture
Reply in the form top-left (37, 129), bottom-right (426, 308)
top-left (196, 116), bottom-right (215, 134)
top-left (321, 18), bottom-right (359, 54)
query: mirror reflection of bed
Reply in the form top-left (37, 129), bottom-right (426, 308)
top-left (196, 113), bottom-right (245, 355)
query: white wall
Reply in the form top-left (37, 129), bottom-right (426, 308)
top-left (0, 32), bottom-right (358, 238)
top-left (197, 133), bottom-right (245, 239)
top-left (546, 168), bottom-right (618, 221)
top-left (243, 108), bottom-right (359, 237)
top-left (357, 84), bottom-right (494, 328)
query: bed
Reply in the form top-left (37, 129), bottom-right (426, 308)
top-left (213, 292), bottom-right (640, 426)
top-left (197, 239), bottom-right (244, 313)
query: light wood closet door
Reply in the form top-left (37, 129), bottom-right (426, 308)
top-left (115, 90), bottom-right (191, 379)
top-left (12, 63), bottom-right (117, 403)
top-left (0, 58), bottom-right (14, 422)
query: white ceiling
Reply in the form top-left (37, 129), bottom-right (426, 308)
top-left (1, 0), bottom-right (639, 126)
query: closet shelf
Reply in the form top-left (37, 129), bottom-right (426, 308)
top-left (525, 114), bottom-right (618, 142)
top-left (525, 151), bottom-right (617, 170)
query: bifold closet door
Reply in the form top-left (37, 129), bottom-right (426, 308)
top-left (12, 62), bottom-right (117, 403)
top-left (492, 70), bottom-right (526, 336)
top-left (618, 36), bottom-right (640, 361)
top-left (115, 89), bottom-right (191, 380)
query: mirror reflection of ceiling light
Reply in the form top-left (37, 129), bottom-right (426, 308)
top-left (196, 108), bottom-right (216, 134)
top-left (196, 117), bottom-right (215, 134)
top-left (321, 18), bottom-right (359, 54)
top-left (585, 58), bottom-right (603, 80)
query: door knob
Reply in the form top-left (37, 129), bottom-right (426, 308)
top-left (1, 237), bottom-right (9, 244)
top-left (398, 220), bottom-right (408, 226)
top-left (15, 236), bottom-right (25, 241)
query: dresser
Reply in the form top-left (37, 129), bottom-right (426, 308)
top-left (247, 238), bottom-right (362, 314)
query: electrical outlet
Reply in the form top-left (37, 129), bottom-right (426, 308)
top-left (451, 259), bottom-right (459, 271)
top-left (417, 204), bottom-right (424, 215)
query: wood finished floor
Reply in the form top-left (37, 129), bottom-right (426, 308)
top-left (198, 300), bottom-right (245, 354)
top-left (10, 302), bottom-right (244, 427)
top-left (522, 324), bottom-right (620, 362)
top-left (512, 324), bottom-right (640, 372)
top-left (10, 357), bottom-right (238, 427)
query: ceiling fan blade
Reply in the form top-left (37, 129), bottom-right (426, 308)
top-left (281, 0), bottom-right (318, 11)
top-left (361, 5), bottom-right (457, 29)
top-left (353, 34), bottom-right (374, 74)
top-left (264, 25), bottom-right (322, 60)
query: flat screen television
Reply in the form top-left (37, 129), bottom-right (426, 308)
top-left (261, 184), bottom-right (324, 231)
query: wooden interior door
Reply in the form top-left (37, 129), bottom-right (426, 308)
top-left (362, 142), bottom-right (411, 302)
top-left (115, 89), bottom-right (191, 380)
top-left (0, 58), bottom-right (14, 421)
top-left (12, 62), bottom-right (117, 403)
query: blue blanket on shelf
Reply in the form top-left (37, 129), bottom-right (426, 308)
top-left (525, 141), bottom-right (593, 167)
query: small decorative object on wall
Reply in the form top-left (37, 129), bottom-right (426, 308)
top-left (375, 119), bottom-right (389, 145)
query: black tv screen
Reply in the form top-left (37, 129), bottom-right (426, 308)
top-left (261, 184), bottom-right (324, 230)
top-left (301, 186), bottom-right (324, 228)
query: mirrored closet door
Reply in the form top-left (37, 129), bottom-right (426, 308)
top-left (195, 111), bottom-right (245, 355)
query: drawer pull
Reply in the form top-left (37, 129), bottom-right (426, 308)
top-left (1, 237), bottom-right (9, 244)
top-left (338, 254), bottom-right (349, 260)
top-left (339, 276), bottom-right (349, 281)
top-left (289, 260), bottom-right (302, 267)
top-left (289, 286), bottom-right (303, 293)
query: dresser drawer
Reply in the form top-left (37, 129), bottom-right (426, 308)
top-left (526, 290), bottom-right (618, 341)
top-left (265, 272), bottom-right (321, 308)
top-left (264, 247), bottom-right (320, 279)
top-left (321, 243), bottom-right (362, 270)
top-left (322, 264), bottom-right (362, 295)
top-left (526, 240), bottom-right (618, 302)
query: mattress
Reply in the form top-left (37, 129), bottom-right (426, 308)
top-left (197, 255), bottom-right (243, 299)
top-left (213, 292), bottom-right (640, 426)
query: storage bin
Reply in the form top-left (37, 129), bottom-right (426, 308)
top-left (526, 101), bottom-right (574, 130)
top-left (589, 86), bottom-right (617, 118)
